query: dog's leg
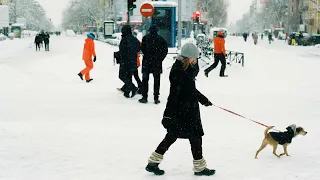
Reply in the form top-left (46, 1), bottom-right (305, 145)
top-left (280, 144), bottom-right (290, 157)
top-left (272, 144), bottom-right (280, 158)
top-left (255, 139), bottom-right (268, 159)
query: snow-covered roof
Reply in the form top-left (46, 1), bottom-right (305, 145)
top-left (141, 1), bottom-right (177, 8)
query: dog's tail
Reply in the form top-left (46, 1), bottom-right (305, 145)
top-left (264, 126), bottom-right (274, 138)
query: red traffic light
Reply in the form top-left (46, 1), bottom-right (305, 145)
top-left (195, 11), bottom-right (200, 17)
top-left (193, 11), bottom-right (201, 19)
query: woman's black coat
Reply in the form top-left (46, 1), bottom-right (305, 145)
top-left (163, 60), bottom-right (210, 139)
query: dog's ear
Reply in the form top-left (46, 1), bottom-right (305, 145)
top-left (296, 127), bottom-right (303, 133)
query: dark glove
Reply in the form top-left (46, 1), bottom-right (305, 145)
top-left (162, 116), bottom-right (174, 129)
top-left (203, 100), bottom-right (213, 107)
top-left (93, 56), bottom-right (97, 62)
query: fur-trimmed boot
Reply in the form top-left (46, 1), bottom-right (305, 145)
top-left (145, 152), bottom-right (165, 175)
top-left (193, 158), bottom-right (215, 176)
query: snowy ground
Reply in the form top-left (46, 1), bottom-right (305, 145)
top-left (0, 35), bottom-right (319, 180)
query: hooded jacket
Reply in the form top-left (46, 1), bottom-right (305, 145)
top-left (119, 25), bottom-right (140, 71)
top-left (269, 124), bottom-right (296, 145)
top-left (214, 31), bottom-right (226, 56)
top-left (82, 34), bottom-right (96, 61)
top-left (141, 25), bottom-right (168, 74)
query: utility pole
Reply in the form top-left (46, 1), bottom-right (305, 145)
top-left (178, 0), bottom-right (182, 49)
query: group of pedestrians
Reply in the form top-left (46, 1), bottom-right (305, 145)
top-left (34, 31), bottom-right (50, 51)
top-left (77, 26), bottom-right (227, 176)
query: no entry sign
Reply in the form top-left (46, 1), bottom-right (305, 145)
top-left (140, 3), bottom-right (154, 18)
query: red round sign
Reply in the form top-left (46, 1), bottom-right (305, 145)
top-left (140, 3), bottom-right (154, 18)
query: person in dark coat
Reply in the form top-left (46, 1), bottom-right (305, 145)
top-left (34, 34), bottom-right (42, 51)
top-left (119, 25), bottom-right (141, 98)
top-left (44, 32), bottom-right (50, 51)
top-left (138, 25), bottom-right (168, 104)
top-left (145, 43), bottom-right (215, 176)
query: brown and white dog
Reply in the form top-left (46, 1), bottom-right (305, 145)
top-left (255, 124), bottom-right (307, 159)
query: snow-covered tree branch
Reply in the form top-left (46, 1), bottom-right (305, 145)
top-left (9, 0), bottom-right (53, 31)
top-left (198, 0), bottom-right (229, 27)
top-left (61, 0), bottom-right (104, 32)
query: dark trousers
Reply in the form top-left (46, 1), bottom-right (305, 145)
top-left (121, 70), bottom-right (137, 95)
top-left (155, 133), bottom-right (203, 160)
top-left (205, 53), bottom-right (226, 76)
top-left (45, 42), bottom-right (49, 51)
top-left (133, 70), bottom-right (142, 89)
top-left (142, 72), bottom-right (161, 99)
top-left (36, 43), bottom-right (40, 51)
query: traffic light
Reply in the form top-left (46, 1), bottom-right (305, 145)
top-left (193, 11), bottom-right (201, 23)
top-left (128, 0), bottom-right (137, 11)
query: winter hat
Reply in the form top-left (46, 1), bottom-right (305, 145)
top-left (179, 42), bottom-right (199, 60)
top-left (121, 25), bottom-right (132, 36)
top-left (87, 33), bottom-right (95, 40)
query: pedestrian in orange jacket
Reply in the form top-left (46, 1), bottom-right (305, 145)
top-left (204, 31), bottom-right (228, 77)
top-left (78, 33), bottom-right (97, 83)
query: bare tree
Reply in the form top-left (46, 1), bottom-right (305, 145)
top-left (8, 0), bottom-right (53, 31)
top-left (61, 0), bottom-right (104, 32)
top-left (198, 0), bottom-right (229, 27)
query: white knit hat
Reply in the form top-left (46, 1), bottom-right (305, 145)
top-left (180, 42), bottom-right (199, 59)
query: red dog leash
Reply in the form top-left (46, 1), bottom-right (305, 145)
top-left (213, 104), bottom-right (281, 132)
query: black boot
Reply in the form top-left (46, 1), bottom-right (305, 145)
top-left (145, 163), bottom-right (165, 175)
top-left (124, 92), bottom-right (130, 98)
top-left (139, 97), bottom-right (148, 103)
top-left (194, 168), bottom-right (216, 176)
top-left (154, 97), bottom-right (160, 104)
top-left (131, 88), bottom-right (139, 98)
top-left (204, 70), bottom-right (209, 77)
top-left (86, 79), bottom-right (93, 83)
top-left (78, 73), bottom-right (83, 80)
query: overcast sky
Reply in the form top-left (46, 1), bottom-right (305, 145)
top-left (227, 0), bottom-right (253, 24)
top-left (36, 0), bottom-right (253, 27)
top-left (36, 0), bottom-right (70, 26)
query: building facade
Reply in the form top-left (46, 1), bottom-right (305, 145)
top-left (308, 0), bottom-right (320, 34)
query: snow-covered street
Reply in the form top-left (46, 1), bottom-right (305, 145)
top-left (0, 35), bottom-right (320, 180)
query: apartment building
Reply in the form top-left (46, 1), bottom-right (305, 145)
top-left (308, 0), bottom-right (320, 34)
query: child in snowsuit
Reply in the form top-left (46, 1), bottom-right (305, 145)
top-left (78, 33), bottom-right (96, 83)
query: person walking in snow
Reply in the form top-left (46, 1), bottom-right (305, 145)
top-left (118, 25), bottom-right (141, 98)
top-left (132, 30), bottom-right (143, 94)
top-left (34, 34), bottom-right (42, 51)
top-left (78, 33), bottom-right (96, 83)
top-left (145, 42), bottom-right (215, 176)
top-left (253, 33), bottom-right (258, 45)
top-left (138, 25), bottom-right (168, 104)
top-left (44, 32), bottom-right (50, 51)
top-left (268, 32), bottom-right (273, 44)
top-left (204, 31), bottom-right (228, 77)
